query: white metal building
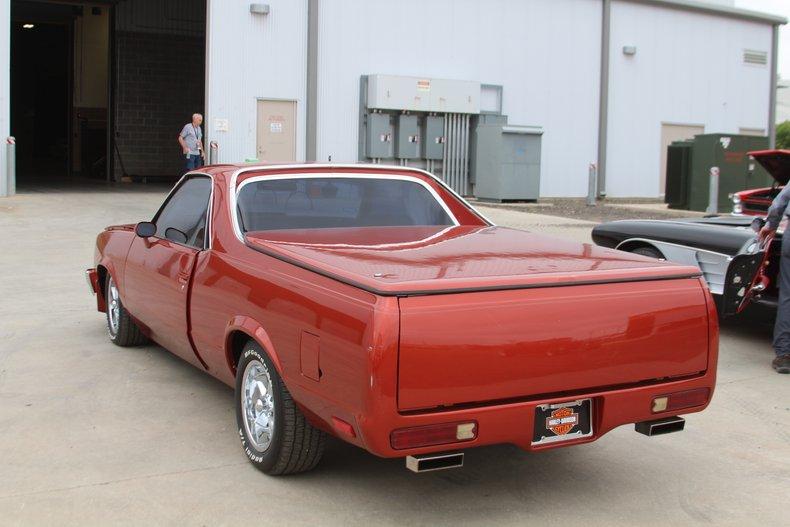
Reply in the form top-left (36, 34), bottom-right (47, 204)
top-left (0, 0), bottom-right (785, 198)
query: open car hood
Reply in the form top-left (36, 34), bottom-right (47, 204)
top-left (750, 149), bottom-right (790, 186)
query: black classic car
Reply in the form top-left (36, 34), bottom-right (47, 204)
top-left (592, 215), bottom-right (775, 316)
top-left (593, 150), bottom-right (790, 317)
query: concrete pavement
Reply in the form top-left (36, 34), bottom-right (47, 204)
top-left (0, 190), bottom-right (788, 526)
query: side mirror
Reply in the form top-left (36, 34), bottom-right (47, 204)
top-left (751, 217), bottom-right (766, 233)
top-left (135, 221), bottom-right (156, 238)
top-left (165, 227), bottom-right (188, 244)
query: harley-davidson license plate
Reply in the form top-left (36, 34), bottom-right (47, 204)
top-left (532, 398), bottom-right (593, 446)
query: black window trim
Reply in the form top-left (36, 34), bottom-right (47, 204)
top-left (151, 173), bottom-right (214, 251)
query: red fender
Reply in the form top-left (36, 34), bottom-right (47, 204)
top-left (224, 316), bottom-right (284, 376)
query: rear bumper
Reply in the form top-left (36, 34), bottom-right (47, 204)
top-left (352, 369), bottom-right (716, 458)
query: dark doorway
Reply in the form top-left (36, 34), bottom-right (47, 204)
top-left (9, 0), bottom-right (206, 190)
top-left (10, 10), bottom-right (71, 182)
top-left (11, 0), bottom-right (111, 187)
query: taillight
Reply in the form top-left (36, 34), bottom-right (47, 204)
top-left (651, 388), bottom-right (710, 413)
top-left (390, 421), bottom-right (478, 450)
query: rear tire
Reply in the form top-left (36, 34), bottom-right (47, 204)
top-left (631, 246), bottom-right (664, 259)
top-left (235, 340), bottom-right (326, 475)
top-left (105, 275), bottom-right (147, 347)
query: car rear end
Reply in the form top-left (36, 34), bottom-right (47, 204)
top-left (354, 275), bottom-right (718, 470)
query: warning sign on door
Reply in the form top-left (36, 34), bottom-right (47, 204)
top-left (270, 122), bottom-right (283, 134)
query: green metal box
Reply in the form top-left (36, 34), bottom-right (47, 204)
top-left (666, 133), bottom-right (771, 212)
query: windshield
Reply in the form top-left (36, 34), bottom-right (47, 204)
top-left (237, 176), bottom-right (455, 232)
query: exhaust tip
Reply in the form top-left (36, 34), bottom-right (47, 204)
top-left (406, 452), bottom-right (464, 473)
top-left (635, 416), bottom-right (685, 436)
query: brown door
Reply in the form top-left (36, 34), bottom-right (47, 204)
top-left (660, 123), bottom-right (704, 196)
top-left (256, 99), bottom-right (296, 163)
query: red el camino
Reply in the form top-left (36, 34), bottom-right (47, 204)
top-left (87, 164), bottom-right (718, 475)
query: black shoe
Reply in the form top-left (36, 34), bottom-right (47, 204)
top-left (773, 354), bottom-right (790, 374)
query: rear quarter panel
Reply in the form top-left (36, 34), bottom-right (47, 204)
top-left (189, 248), bottom-right (398, 447)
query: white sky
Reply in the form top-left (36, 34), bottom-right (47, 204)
top-left (735, 0), bottom-right (790, 77)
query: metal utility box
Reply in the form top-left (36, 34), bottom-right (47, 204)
top-left (422, 115), bottom-right (445, 160)
top-left (395, 114), bottom-right (420, 159)
top-left (471, 119), bottom-right (542, 201)
top-left (666, 133), bottom-right (771, 212)
top-left (367, 74), bottom-right (480, 114)
top-left (365, 113), bottom-right (393, 159)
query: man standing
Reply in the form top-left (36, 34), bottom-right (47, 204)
top-left (178, 113), bottom-right (204, 171)
top-left (759, 185), bottom-right (790, 373)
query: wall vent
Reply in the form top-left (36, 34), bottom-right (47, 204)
top-left (743, 49), bottom-right (768, 66)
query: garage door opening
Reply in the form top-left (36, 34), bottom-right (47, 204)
top-left (11, 2), bottom-right (77, 185)
top-left (9, 0), bottom-right (206, 189)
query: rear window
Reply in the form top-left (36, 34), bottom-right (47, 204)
top-left (237, 177), bottom-right (455, 232)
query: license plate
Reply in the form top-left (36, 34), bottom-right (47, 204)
top-left (532, 398), bottom-right (593, 446)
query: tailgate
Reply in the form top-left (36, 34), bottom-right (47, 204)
top-left (397, 278), bottom-right (710, 411)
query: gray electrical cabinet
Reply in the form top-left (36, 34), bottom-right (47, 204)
top-left (422, 115), bottom-right (445, 160)
top-left (395, 114), bottom-right (420, 159)
top-left (471, 120), bottom-right (542, 201)
top-left (365, 113), bottom-right (394, 158)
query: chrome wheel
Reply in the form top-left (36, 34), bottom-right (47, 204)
top-left (241, 359), bottom-right (275, 452)
top-left (107, 277), bottom-right (120, 335)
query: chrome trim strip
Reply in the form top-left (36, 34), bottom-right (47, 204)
top-left (614, 237), bottom-right (733, 260)
top-left (615, 237), bottom-right (732, 295)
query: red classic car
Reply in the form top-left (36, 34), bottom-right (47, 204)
top-left (87, 164), bottom-right (718, 475)
top-left (732, 149), bottom-right (790, 215)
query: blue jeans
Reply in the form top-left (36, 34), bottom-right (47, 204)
top-left (774, 232), bottom-right (790, 357)
top-left (185, 154), bottom-right (203, 171)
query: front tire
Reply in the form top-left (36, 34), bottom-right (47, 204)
top-left (235, 341), bottom-right (326, 475)
top-left (105, 275), bottom-right (147, 346)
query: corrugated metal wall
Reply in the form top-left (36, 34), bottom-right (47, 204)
top-left (198, 0), bottom-right (776, 198)
top-left (607, 0), bottom-right (773, 197)
top-left (316, 0), bottom-right (602, 198)
top-left (205, 0), bottom-right (308, 164)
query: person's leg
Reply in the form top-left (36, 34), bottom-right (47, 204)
top-left (185, 154), bottom-right (197, 171)
top-left (772, 235), bottom-right (790, 372)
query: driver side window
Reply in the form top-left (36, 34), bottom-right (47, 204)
top-left (154, 177), bottom-right (212, 248)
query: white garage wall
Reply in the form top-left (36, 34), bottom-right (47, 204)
top-left (607, 0), bottom-right (773, 197)
top-left (205, 0), bottom-right (307, 164)
top-left (315, 0), bottom-right (602, 198)
top-left (0, 0), bottom-right (9, 195)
